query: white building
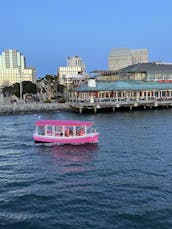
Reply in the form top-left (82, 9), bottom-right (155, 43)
top-left (0, 49), bottom-right (36, 86)
top-left (58, 56), bottom-right (87, 85)
top-left (67, 56), bottom-right (86, 70)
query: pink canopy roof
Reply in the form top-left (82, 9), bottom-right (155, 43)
top-left (35, 120), bottom-right (93, 127)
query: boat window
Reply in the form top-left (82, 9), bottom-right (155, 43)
top-left (39, 126), bottom-right (45, 135)
top-left (54, 126), bottom-right (62, 136)
top-left (65, 126), bottom-right (73, 137)
top-left (47, 126), bottom-right (53, 135)
top-left (76, 126), bottom-right (86, 136)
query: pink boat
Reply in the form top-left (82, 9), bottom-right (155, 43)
top-left (33, 120), bottom-right (99, 145)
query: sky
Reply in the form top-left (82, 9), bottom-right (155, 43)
top-left (0, 0), bottom-right (172, 78)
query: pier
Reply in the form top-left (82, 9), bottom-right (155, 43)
top-left (69, 80), bottom-right (172, 113)
top-left (69, 97), bottom-right (172, 113)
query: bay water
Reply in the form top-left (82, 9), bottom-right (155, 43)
top-left (1, 109), bottom-right (172, 228)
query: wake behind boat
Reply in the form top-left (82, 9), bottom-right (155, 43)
top-left (33, 120), bottom-right (99, 145)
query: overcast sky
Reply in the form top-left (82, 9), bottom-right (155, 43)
top-left (1, 0), bottom-right (172, 77)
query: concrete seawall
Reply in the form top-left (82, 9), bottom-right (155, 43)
top-left (0, 102), bottom-right (71, 115)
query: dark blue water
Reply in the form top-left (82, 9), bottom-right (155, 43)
top-left (1, 109), bottom-right (172, 229)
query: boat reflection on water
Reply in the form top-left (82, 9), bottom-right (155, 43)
top-left (35, 144), bottom-right (99, 191)
top-left (36, 143), bottom-right (99, 164)
top-left (51, 143), bottom-right (99, 163)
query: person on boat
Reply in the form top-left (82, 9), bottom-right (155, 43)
top-left (47, 130), bottom-right (52, 135)
top-left (79, 128), bottom-right (85, 136)
top-left (65, 128), bottom-right (72, 137)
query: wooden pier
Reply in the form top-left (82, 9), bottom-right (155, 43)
top-left (69, 98), bottom-right (172, 113)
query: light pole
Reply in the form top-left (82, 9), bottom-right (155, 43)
top-left (18, 67), bottom-right (23, 100)
top-left (0, 87), bottom-right (4, 105)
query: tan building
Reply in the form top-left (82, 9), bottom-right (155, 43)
top-left (58, 56), bottom-right (86, 85)
top-left (108, 48), bottom-right (148, 71)
top-left (0, 49), bottom-right (36, 86)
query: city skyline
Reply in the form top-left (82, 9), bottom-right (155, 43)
top-left (1, 0), bottom-right (172, 78)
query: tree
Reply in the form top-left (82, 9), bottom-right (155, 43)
top-left (37, 74), bottom-right (64, 100)
top-left (2, 84), bottom-right (18, 97)
top-left (22, 81), bottom-right (37, 94)
top-left (2, 81), bottom-right (38, 98)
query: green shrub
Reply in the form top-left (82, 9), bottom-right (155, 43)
top-left (44, 99), bottom-right (51, 103)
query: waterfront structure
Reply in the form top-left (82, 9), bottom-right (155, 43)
top-left (0, 102), bottom-right (70, 115)
top-left (118, 62), bottom-right (172, 81)
top-left (108, 48), bottom-right (148, 71)
top-left (92, 62), bottom-right (172, 82)
top-left (69, 79), bottom-right (172, 113)
top-left (58, 56), bottom-right (87, 86)
top-left (0, 49), bottom-right (36, 86)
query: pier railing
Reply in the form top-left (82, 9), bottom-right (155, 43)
top-left (69, 96), bottom-right (172, 104)
top-left (68, 96), bottom-right (172, 112)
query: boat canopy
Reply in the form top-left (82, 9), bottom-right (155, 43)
top-left (35, 120), bottom-right (93, 127)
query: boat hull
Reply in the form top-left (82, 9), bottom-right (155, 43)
top-left (33, 133), bottom-right (99, 145)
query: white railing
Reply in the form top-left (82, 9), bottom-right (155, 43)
top-left (69, 96), bottom-right (172, 104)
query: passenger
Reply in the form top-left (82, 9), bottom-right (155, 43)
top-left (65, 128), bottom-right (72, 137)
top-left (79, 128), bottom-right (85, 136)
top-left (69, 129), bottom-right (73, 136)
top-left (47, 130), bottom-right (52, 135)
top-left (76, 128), bottom-right (80, 136)
top-left (65, 129), bottom-right (69, 137)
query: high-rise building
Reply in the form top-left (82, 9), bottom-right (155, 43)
top-left (108, 48), bottom-right (148, 71)
top-left (0, 49), bottom-right (36, 86)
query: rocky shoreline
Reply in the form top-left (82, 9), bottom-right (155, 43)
top-left (0, 102), bottom-right (71, 115)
